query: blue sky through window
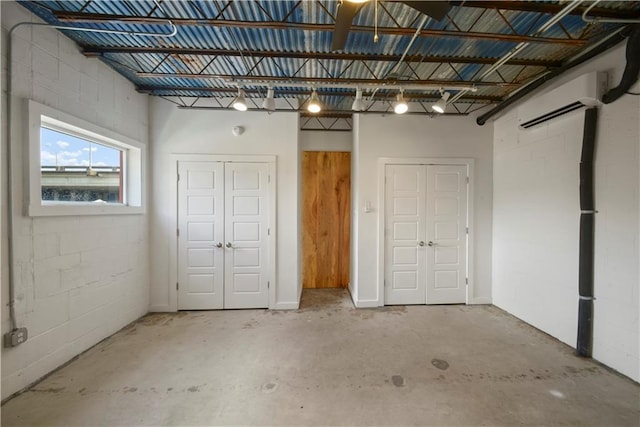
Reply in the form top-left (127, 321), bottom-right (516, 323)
top-left (41, 127), bottom-right (121, 168)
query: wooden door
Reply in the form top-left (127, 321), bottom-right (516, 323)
top-left (302, 151), bottom-right (351, 288)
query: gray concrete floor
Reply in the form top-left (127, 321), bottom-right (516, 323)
top-left (2, 289), bottom-right (639, 426)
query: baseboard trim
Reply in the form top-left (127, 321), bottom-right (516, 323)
top-left (353, 299), bottom-right (380, 308)
top-left (470, 297), bottom-right (492, 305)
top-left (274, 301), bottom-right (299, 310)
top-left (148, 305), bottom-right (174, 312)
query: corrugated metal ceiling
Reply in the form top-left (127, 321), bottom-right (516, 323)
top-left (16, 0), bottom-right (640, 115)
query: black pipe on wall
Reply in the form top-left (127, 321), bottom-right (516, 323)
top-left (602, 25), bottom-right (640, 104)
top-left (476, 26), bottom-right (633, 126)
top-left (576, 107), bottom-right (598, 357)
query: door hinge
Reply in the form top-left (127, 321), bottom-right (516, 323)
top-left (176, 282), bottom-right (179, 290)
top-left (466, 176), bottom-right (469, 183)
top-left (465, 278), bottom-right (468, 285)
top-left (177, 228), bottom-right (180, 237)
top-left (268, 174), bottom-right (271, 183)
top-left (268, 228), bottom-right (270, 236)
top-left (267, 281), bottom-right (270, 289)
top-left (466, 227), bottom-right (469, 234)
top-left (177, 173), bottom-right (180, 182)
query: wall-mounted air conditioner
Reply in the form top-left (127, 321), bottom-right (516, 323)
top-left (518, 72), bottom-right (607, 129)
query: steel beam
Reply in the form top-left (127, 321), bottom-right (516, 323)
top-left (53, 11), bottom-right (587, 45)
top-left (83, 46), bottom-right (562, 67)
top-left (449, 1), bottom-right (640, 20)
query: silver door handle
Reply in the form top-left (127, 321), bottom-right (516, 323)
top-left (428, 241), bottom-right (437, 247)
top-left (214, 242), bottom-right (223, 248)
top-left (418, 241), bottom-right (425, 247)
top-left (226, 242), bottom-right (233, 248)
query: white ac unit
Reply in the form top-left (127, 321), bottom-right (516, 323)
top-left (518, 72), bottom-right (607, 129)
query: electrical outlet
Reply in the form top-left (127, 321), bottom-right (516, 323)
top-left (4, 328), bottom-right (28, 348)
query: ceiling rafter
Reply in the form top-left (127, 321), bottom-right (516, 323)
top-left (52, 11), bottom-right (588, 45)
top-left (135, 85), bottom-right (501, 102)
top-left (84, 46), bottom-right (562, 68)
top-left (134, 72), bottom-right (518, 88)
top-left (448, 1), bottom-right (640, 19)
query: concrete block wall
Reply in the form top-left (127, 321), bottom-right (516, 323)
top-left (1, 1), bottom-right (150, 399)
top-left (492, 43), bottom-right (640, 382)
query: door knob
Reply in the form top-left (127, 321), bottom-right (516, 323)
top-left (226, 242), bottom-right (233, 248)
top-left (214, 242), bottom-right (223, 248)
top-left (428, 241), bottom-right (437, 247)
top-left (418, 241), bottom-right (425, 247)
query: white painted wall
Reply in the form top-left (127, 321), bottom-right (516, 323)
top-left (351, 114), bottom-right (494, 306)
top-left (1, 1), bottom-right (150, 399)
top-left (300, 130), bottom-right (352, 152)
top-left (492, 43), bottom-right (640, 382)
top-left (149, 99), bottom-right (300, 310)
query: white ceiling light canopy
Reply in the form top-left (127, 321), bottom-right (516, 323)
top-left (352, 87), bottom-right (365, 111)
top-left (307, 89), bottom-right (322, 113)
top-left (432, 90), bottom-right (450, 114)
top-left (393, 90), bottom-right (408, 114)
top-left (262, 88), bottom-right (276, 111)
top-left (232, 88), bottom-right (248, 111)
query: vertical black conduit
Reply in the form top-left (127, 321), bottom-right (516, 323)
top-left (576, 107), bottom-right (598, 357)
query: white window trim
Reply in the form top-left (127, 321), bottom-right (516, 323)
top-left (27, 100), bottom-right (146, 216)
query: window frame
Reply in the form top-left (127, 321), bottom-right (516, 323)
top-left (27, 100), bottom-right (145, 216)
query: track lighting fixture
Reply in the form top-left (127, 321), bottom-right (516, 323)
top-left (232, 88), bottom-right (248, 111)
top-left (307, 90), bottom-right (322, 113)
top-left (352, 88), bottom-right (365, 111)
top-left (393, 90), bottom-right (408, 114)
top-left (432, 91), bottom-right (450, 114)
top-left (262, 88), bottom-right (276, 111)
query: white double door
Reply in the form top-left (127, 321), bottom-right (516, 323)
top-left (385, 164), bottom-right (468, 305)
top-left (178, 161), bottom-right (271, 310)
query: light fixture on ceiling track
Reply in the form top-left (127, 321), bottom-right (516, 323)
top-left (393, 90), bottom-right (409, 114)
top-left (232, 88), bottom-right (248, 111)
top-left (262, 88), bottom-right (276, 111)
top-left (307, 89), bottom-right (323, 113)
top-left (432, 90), bottom-right (450, 114)
top-left (352, 88), bottom-right (365, 111)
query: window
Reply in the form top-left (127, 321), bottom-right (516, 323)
top-left (28, 100), bottom-right (145, 216)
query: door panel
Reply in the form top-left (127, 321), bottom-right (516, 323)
top-left (178, 162), bottom-right (224, 310)
top-left (426, 165), bottom-right (468, 304)
top-left (385, 164), bottom-right (427, 305)
top-left (302, 152), bottom-right (351, 288)
top-left (224, 163), bottom-right (270, 308)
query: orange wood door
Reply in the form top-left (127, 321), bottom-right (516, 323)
top-left (302, 151), bottom-right (351, 288)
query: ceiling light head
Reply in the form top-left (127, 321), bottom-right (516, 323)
top-left (345, 0), bottom-right (370, 3)
top-left (232, 89), bottom-right (248, 112)
top-left (432, 91), bottom-right (450, 114)
top-left (307, 90), bottom-right (322, 114)
top-left (352, 88), bottom-right (365, 112)
top-left (393, 91), bottom-right (408, 114)
top-left (262, 88), bottom-right (276, 111)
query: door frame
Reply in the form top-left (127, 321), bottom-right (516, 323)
top-left (169, 154), bottom-right (277, 311)
top-left (377, 157), bottom-right (475, 306)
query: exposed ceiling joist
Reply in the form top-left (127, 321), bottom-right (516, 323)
top-left (136, 85), bottom-right (502, 102)
top-left (134, 73), bottom-right (517, 89)
top-left (53, 12), bottom-right (587, 45)
top-left (449, 1), bottom-right (640, 19)
top-left (83, 46), bottom-right (562, 68)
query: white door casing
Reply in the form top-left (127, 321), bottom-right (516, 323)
top-left (384, 163), bottom-right (469, 305)
top-left (178, 161), bottom-right (224, 310)
top-left (177, 161), bottom-right (271, 310)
